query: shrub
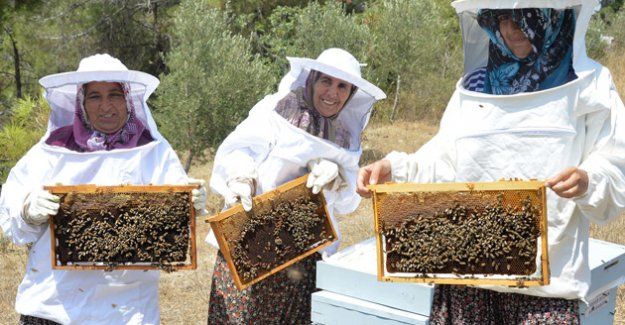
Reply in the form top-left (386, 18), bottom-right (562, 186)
top-left (0, 96), bottom-right (50, 182)
top-left (154, 1), bottom-right (276, 169)
top-left (366, 0), bottom-right (463, 121)
top-left (261, 2), bottom-right (372, 75)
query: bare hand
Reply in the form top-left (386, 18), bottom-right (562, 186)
top-left (356, 159), bottom-right (392, 198)
top-left (545, 167), bottom-right (589, 198)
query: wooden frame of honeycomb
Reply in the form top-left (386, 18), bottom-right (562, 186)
top-left (205, 174), bottom-right (337, 290)
top-left (369, 180), bottom-right (549, 287)
top-left (44, 184), bottom-right (197, 271)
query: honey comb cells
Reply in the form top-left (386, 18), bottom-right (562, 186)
top-left (379, 190), bottom-right (543, 276)
top-left (54, 191), bottom-right (192, 271)
top-left (230, 197), bottom-right (332, 283)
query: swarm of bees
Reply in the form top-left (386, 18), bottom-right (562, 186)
top-left (382, 195), bottom-right (540, 275)
top-left (229, 197), bottom-right (332, 283)
top-left (54, 191), bottom-right (191, 271)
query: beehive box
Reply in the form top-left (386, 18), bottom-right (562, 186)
top-left (369, 180), bottom-right (549, 287)
top-left (44, 184), bottom-right (197, 271)
top-left (205, 174), bottom-right (337, 290)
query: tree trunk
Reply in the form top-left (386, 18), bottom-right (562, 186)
top-left (184, 150), bottom-right (195, 173)
top-left (5, 27), bottom-right (22, 99)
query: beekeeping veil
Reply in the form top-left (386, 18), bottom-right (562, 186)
top-left (454, 0), bottom-right (600, 86)
top-left (40, 53), bottom-right (161, 143)
top-left (251, 48), bottom-right (386, 151)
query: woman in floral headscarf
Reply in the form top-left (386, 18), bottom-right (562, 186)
top-left (206, 48), bottom-right (385, 324)
top-left (358, 0), bottom-right (625, 324)
top-left (0, 53), bottom-right (206, 325)
top-left (463, 8), bottom-right (577, 94)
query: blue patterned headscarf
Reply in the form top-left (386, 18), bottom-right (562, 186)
top-left (476, 8), bottom-right (577, 95)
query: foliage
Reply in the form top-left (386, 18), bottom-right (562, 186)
top-left (587, 5), bottom-right (625, 60)
top-left (365, 0), bottom-right (462, 120)
top-left (1, 0), bottom-right (624, 163)
top-left (0, 96), bottom-right (50, 182)
top-left (0, 0), bottom-right (44, 102)
top-left (75, 0), bottom-right (179, 77)
top-left (154, 1), bottom-right (275, 169)
top-left (261, 2), bottom-right (372, 79)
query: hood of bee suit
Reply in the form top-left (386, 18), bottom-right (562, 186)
top-left (271, 48), bottom-right (386, 151)
top-left (38, 53), bottom-right (162, 142)
top-left (451, 0), bottom-right (612, 112)
top-left (452, 0), bottom-right (598, 77)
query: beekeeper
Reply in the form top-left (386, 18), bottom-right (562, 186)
top-left (206, 48), bottom-right (386, 324)
top-left (0, 53), bottom-right (207, 325)
top-left (357, 0), bottom-right (625, 323)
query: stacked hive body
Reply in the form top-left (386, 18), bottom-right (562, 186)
top-left (45, 184), bottom-right (197, 271)
top-left (206, 174), bottom-right (337, 290)
top-left (370, 180), bottom-right (549, 287)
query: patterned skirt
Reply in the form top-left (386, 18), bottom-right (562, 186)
top-left (430, 285), bottom-right (580, 325)
top-left (207, 251), bottom-right (320, 325)
top-left (19, 315), bottom-right (61, 325)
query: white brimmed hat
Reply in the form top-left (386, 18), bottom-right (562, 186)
top-left (39, 54), bottom-right (159, 134)
top-left (39, 53), bottom-right (159, 99)
top-left (286, 48), bottom-right (386, 100)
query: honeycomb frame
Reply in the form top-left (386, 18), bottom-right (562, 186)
top-left (369, 180), bottom-right (550, 287)
top-left (45, 184), bottom-right (197, 271)
top-left (205, 174), bottom-right (337, 290)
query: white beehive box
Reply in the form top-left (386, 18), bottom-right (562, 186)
top-left (312, 237), bottom-right (625, 325)
top-left (315, 237), bottom-right (433, 316)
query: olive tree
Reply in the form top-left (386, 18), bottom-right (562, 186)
top-left (367, 0), bottom-right (463, 120)
top-left (154, 1), bottom-right (276, 170)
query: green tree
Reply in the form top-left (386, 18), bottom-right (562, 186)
top-left (61, 0), bottom-right (179, 78)
top-left (0, 96), bottom-right (49, 182)
top-left (366, 0), bottom-right (462, 120)
top-left (0, 0), bottom-right (43, 103)
top-left (154, 1), bottom-right (276, 171)
top-left (261, 1), bottom-right (371, 76)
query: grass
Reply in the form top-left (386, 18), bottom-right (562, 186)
top-left (1, 51), bottom-right (625, 325)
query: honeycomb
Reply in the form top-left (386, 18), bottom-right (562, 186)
top-left (47, 185), bottom-right (196, 271)
top-left (207, 174), bottom-right (336, 289)
top-left (372, 181), bottom-right (548, 285)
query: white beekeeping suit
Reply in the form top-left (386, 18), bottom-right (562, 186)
top-left (385, 0), bottom-right (625, 300)
top-left (207, 48), bottom-right (386, 255)
top-left (0, 54), bottom-right (189, 324)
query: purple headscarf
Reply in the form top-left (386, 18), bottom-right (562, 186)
top-left (46, 82), bottom-right (152, 152)
top-left (275, 70), bottom-right (357, 149)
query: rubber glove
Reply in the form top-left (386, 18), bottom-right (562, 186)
top-left (22, 189), bottom-right (60, 225)
top-left (224, 156), bottom-right (258, 212)
top-left (306, 158), bottom-right (346, 194)
top-left (225, 178), bottom-right (255, 211)
top-left (188, 178), bottom-right (208, 215)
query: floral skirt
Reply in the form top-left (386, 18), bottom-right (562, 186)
top-left (19, 315), bottom-right (61, 325)
top-left (430, 285), bottom-right (580, 325)
top-left (207, 251), bottom-right (320, 325)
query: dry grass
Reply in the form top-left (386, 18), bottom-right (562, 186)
top-left (2, 53), bottom-right (625, 324)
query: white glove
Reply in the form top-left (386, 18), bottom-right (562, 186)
top-left (224, 156), bottom-right (258, 212)
top-left (22, 189), bottom-right (60, 225)
top-left (225, 178), bottom-right (255, 212)
top-left (188, 178), bottom-right (208, 215)
top-left (306, 158), bottom-right (346, 194)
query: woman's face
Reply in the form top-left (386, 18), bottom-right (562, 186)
top-left (312, 73), bottom-right (354, 117)
top-left (499, 15), bottom-right (532, 58)
top-left (83, 81), bottom-right (128, 134)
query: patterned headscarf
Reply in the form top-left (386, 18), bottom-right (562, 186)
top-left (477, 8), bottom-right (577, 95)
top-left (73, 82), bottom-right (148, 151)
top-left (275, 70), bottom-right (358, 149)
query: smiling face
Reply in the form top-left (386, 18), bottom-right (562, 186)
top-left (498, 14), bottom-right (533, 59)
top-left (83, 81), bottom-right (128, 134)
top-left (312, 73), bottom-right (354, 117)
